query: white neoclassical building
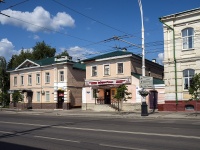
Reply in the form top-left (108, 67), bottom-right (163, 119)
top-left (160, 8), bottom-right (200, 111)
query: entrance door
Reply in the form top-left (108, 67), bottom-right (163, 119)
top-left (57, 91), bottom-right (64, 109)
top-left (149, 91), bottom-right (158, 111)
top-left (27, 92), bottom-right (33, 109)
top-left (104, 89), bottom-right (111, 104)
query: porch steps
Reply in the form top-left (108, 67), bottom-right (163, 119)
top-left (94, 104), bottom-right (117, 112)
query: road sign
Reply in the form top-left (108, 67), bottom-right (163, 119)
top-left (7, 90), bottom-right (14, 94)
top-left (139, 76), bottom-right (153, 88)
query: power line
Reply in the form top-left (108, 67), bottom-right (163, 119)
top-left (5, 0), bottom-right (29, 9)
top-left (51, 0), bottom-right (131, 35)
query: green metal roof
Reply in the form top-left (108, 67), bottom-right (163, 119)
top-left (9, 57), bottom-right (86, 71)
top-left (33, 57), bottom-right (55, 66)
top-left (83, 50), bottom-right (163, 68)
top-left (73, 62), bottom-right (86, 70)
top-left (83, 50), bottom-right (134, 62)
top-left (131, 72), bottom-right (164, 84)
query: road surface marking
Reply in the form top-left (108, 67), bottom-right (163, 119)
top-left (0, 130), bottom-right (13, 134)
top-left (34, 135), bottom-right (80, 143)
top-left (55, 126), bottom-right (200, 140)
top-left (100, 143), bottom-right (147, 150)
top-left (0, 121), bottom-right (46, 127)
top-left (0, 121), bottom-right (200, 140)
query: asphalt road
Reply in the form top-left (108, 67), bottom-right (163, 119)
top-left (0, 112), bottom-right (200, 150)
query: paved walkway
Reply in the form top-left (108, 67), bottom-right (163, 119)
top-left (1, 108), bottom-right (200, 119)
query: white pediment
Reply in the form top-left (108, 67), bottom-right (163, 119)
top-left (15, 59), bottom-right (40, 70)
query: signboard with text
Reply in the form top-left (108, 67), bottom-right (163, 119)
top-left (139, 76), bottom-right (153, 88)
top-left (85, 78), bottom-right (131, 86)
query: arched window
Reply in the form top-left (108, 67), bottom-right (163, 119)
top-left (182, 28), bottom-right (194, 50)
top-left (183, 69), bottom-right (195, 89)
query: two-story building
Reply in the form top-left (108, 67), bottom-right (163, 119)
top-left (82, 49), bottom-right (164, 111)
top-left (8, 56), bottom-right (86, 109)
top-left (160, 8), bottom-right (200, 111)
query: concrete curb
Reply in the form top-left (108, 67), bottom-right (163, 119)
top-left (1, 108), bottom-right (200, 119)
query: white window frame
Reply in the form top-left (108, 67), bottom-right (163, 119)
top-left (60, 71), bottom-right (64, 82)
top-left (46, 91), bottom-right (50, 102)
top-left (103, 64), bottom-right (110, 76)
top-left (14, 76), bottom-right (17, 86)
top-left (37, 91), bottom-right (40, 102)
top-left (45, 72), bottom-right (50, 83)
top-left (183, 69), bottom-right (195, 90)
top-left (21, 75), bottom-right (24, 85)
top-left (182, 28), bottom-right (194, 50)
top-left (117, 62), bottom-right (123, 74)
top-left (36, 73), bottom-right (40, 84)
top-left (28, 74), bottom-right (32, 85)
top-left (91, 66), bottom-right (97, 77)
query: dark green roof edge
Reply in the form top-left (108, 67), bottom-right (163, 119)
top-left (7, 57), bottom-right (85, 71)
top-left (83, 50), bottom-right (163, 67)
top-left (131, 72), bottom-right (164, 84)
top-left (83, 50), bottom-right (133, 62)
top-left (73, 62), bottom-right (86, 70)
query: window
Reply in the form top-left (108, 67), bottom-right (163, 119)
top-left (46, 91), bottom-right (50, 102)
top-left (60, 71), bottom-right (64, 81)
top-left (104, 64), bottom-right (110, 75)
top-left (36, 74), bottom-right (40, 84)
top-left (28, 74), bottom-right (32, 85)
top-left (21, 75), bottom-right (24, 85)
top-left (117, 63), bottom-right (123, 74)
top-left (45, 72), bottom-right (50, 83)
top-left (92, 66), bottom-right (97, 76)
top-left (182, 28), bottom-right (194, 50)
top-left (14, 77), bottom-right (17, 86)
top-left (183, 69), bottom-right (195, 90)
top-left (37, 92), bottom-right (40, 102)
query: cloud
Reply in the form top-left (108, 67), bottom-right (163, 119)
top-left (156, 53), bottom-right (164, 65)
top-left (60, 46), bottom-right (100, 61)
top-left (0, 6), bottom-right (75, 32)
top-left (33, 35), bottom-right (40, 40)
top-left (0, 38), bottom-right (18, 62)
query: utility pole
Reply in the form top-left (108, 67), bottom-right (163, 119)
top-left (138, 0), bottom-right (148, 116)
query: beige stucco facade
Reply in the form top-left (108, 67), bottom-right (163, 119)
top-left (160, 8), bottom-right (200, 111)
top-left (8, 56), bottom-right (85, 109)
top-left (82, 51), bottom-right (164, 112)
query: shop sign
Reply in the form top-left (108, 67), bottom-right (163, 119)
top-left (58, 93), bottom-right (64, 96)
top-left (86, 78), bottom-right (131, 86)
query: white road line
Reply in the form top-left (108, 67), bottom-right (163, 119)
top-left (0, 121), bottom-right (46, 127)
top-left (100, 143), bottom-right (147, 150)
top-left (55, 126), bottom-right (200, 140)
top-left (0, 130), bottom-right (13, 134)
top-left (34, 135), bottom-right (80, 143)
top-left (0, 121), bottom-right (200, 140)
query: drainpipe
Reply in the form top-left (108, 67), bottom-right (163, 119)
top-left (159, 18), bottom-right (178, 104)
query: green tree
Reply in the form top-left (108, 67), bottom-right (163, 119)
top-left (7, 48), bottom-right (33, 69)
top-left (114, 84), bottom-right (131, 111)
top-left (7, 41), bottom-right (56, 69)
top-left (12, 91), bottom-right (23, 104)
top-left (0, 56), bottom-right (10, 107)
top-left (56, 49), bottom-right (69, 58)
top-left (189, 73), bottom-right (200, 100)
top-left (32, 41), bottom-right (56, 60)
top-left (189, 73), bottom-right (200, 113)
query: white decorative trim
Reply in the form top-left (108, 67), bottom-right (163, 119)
top-left (95, 54), bottom-right (132, 62)
top-left (15, 59), bottom-right (40, 70)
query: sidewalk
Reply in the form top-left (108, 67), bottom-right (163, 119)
top-left (1, 108), bottom-right (200, 119)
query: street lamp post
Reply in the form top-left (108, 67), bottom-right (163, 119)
top-left (138, 0), bottom-right (148, 116)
